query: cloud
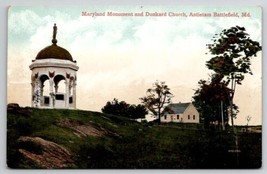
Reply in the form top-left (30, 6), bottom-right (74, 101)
top-left (9, 9), bottom-right (41, 35)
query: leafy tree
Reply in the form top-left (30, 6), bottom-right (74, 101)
top-left (193, 74), bottom-right (239, 129)
top-left (206, 26), bottom-right (261, 127)
top-left (101, 98), bottom-right (148, 119)
top-left (128, 104), bottom-right (148, 119)
top-left (101, 98), bottom-right (129, 117)
top-left (140, 81), bottom-right (174, 124)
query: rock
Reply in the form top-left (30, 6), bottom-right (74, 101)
top-left (57, 118), bottom-right (120, 138)
top-left (7, 103), bottom-right (20, 110)
top-left (57, 118), bottom-right (103, 137)
top-left (7, 103), bottom-right (32, 117)
top-left (18, 136), bottom-right (73, 169)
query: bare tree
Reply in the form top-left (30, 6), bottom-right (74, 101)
top-left (140, 81), bottom-right (174, 124)
top-left (246, 115), bottom-right (252, 132)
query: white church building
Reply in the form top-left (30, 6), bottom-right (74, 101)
top-left (161, 102), bottom-right (200, 123)
top-left (29, 24), bottom-right (79, 109)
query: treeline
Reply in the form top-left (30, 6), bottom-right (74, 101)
top-left (101, 98), bottom-right (148, 119)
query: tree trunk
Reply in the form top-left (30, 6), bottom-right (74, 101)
top-left (230, 77), bottom-right (234, 128)
top-left (221, 100), bottom-right (225, 130)
top-left (158, 108), bottom-right (161, 125)
top-left (230, 76), bottom-right (239, 167)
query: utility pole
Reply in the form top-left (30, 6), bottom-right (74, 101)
top-left (220, 83), bottom-right (225, 131)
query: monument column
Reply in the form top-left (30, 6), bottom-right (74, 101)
top-left (73, 81), bottom-right (77, 108)
top-left (49, 78), bottom-right (54, 108)
top-left (54, 85), bottom-right (59, 93)
top-left (31, 82), bottom-right (35, 107)
top-left (40, 84), bottom-right (44, 106)
top-left (65, 79), bottom-right (70, 108)
top-left (34, 80), bottom-right (41, 108)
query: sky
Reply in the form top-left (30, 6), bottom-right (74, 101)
top-left (7, 6), bottom-right (262, 125)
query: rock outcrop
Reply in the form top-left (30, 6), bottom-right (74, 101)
top-left (7, 103), bottom-right (32, 117)
top-left (18, 136), bottom-right (73, 169)
top-left (57, 118), bottom-right (120, 138)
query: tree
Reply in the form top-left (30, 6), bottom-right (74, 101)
top-left (128, 104), bottom-right (148, 119)
top-left (245, 115), bottom-right (252, 132)
top-left (101, 98), bottom-right (129, 117)
top-left (206, 26), bottom-right (261, 127)
top-left (140, 81), bottom-right (174, 124)
top-left (101, 98), bottom-right (148, 119)
top-left (193, 74), bottom-right (239, 129)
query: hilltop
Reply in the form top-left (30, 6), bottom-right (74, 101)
top-left (7, 104), bottom-right (261, 169)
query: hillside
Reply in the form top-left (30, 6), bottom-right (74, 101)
top-left (7, 104), bottom-right (262, 169)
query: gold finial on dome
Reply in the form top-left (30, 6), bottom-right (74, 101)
top-left (52, 23), bottom-right (57, 45)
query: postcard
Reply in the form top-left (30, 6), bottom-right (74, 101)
top-left (7, 6), bottom-right (262, 169)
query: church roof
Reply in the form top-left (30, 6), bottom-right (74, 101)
top-left (164, 103), bottom-right (191, 114)
top-left (35, 24), bottom-right (73, 62)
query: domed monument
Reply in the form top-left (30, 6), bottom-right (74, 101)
top-left (29, 24), bottom-right (79, 109)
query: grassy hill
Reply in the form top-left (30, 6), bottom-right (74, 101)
top-left (7, 105), bottom-right (262, 169)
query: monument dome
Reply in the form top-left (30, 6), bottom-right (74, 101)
top-left (29, 24), bottom-right (79, 109)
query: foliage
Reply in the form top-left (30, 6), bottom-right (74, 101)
top-left (140, 81), bottom-right (174, 124)
top-left (205, 26), bottom-right (261, 126)
top-left (33, 83), bottom-right (41, 107)
top-left (206, 26), bottom-right (261, 80)
top-left (101, 98), bottom-right (148, 119)
top-left (193, 74), bottom-right (239, 128)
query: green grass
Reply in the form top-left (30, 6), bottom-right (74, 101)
top-left (7, 107), bottom-right (262, 169)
